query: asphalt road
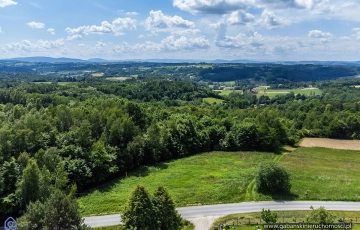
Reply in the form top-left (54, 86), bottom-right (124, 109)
top-left (83, 201), bottom-right (360, 229)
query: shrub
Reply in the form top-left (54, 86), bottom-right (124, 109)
top-left (256, 161), bottom-right (291, 194)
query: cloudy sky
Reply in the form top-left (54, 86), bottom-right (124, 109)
top-left (1, 0), bottom-right (360, 61)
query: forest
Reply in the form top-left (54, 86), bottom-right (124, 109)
top-left (1, 62), bottom-right (360, 226)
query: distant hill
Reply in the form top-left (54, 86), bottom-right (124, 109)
top-left (9, 57), bottom-right (87, 63)
top-left (3, 57), bottom-right (360, 66)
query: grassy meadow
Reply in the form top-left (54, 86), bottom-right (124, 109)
top-left (257, 88), bottom-right (322, 98)
top-left (280, 147), bottom-right (360, 201)
top-left (79, 145), bottom-right (360, 218)
top-left (105, 77), bottom-right (131, 81)
top-left (219, 89), bottom-right (234, 96)
top-left (78, 151), bottom-right (275, 216)
top-left (203, 97), bottom-right (224, 104)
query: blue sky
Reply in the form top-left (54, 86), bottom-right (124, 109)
top-left (1, 0), bottom-right (360, 61)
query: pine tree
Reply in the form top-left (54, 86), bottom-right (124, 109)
top-left (123, 185), bottom-right (157, 230)
top-left (153, 186), bottom-right (182, 230)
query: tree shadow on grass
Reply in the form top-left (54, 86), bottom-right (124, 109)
top-left (262, 191), bottom-right (299, 201)
top-left (129, 162), bottom-right (169, 177)
top-left (79, 162), bottom-right (169, 195)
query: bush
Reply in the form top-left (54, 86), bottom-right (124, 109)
top-left (256, 161), bottom-right (291, 194)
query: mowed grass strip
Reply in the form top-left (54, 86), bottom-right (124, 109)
top-left (78, 151), bottom-right (275, 216)
top-left (281, 147), bottom-right (360, 201)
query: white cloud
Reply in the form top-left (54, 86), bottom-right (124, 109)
top-left (162, 35), bottom-right (210, 51)
top-left (257, 0), bottom-right (326, 10)
top-left (0, 26), bottom-right (2, 33)
top-left (65, 17), bottom-right (136, 36)
top-left (308, 30), bottom-right (333, 38)
top-left (226, 10), bottom-right (255, 25)
top-left (138, 34), bottom-right (145, 38)
top-left (261, 9), bottom-right (290, 29)
top-left (113, 35), bottom-right (210, 54)
top-left (0, 0), bottom-right (17, 7)
top-left (353, 28), bottom-right (360, 40)
top-left (27, 21), bottom-right (45, 29)
top-left (96, 41), bottom-right (107, 47)
top-left (4, 39), bottom-right (64, 53)
top-left (173, 28), bottom-right (201, 36)
top-left (126, 11), bottom-right (138, 16)
top-left (67, 35), bottom-right (82, 41)
top-left (47, 28), bottom-right (55, 35)
top-left (145, 10), bottom-right (195, 32)
top-left (216, 30), bottom-right (265, 49)
top-left (173, 0), bottom-right (252, 14)
top-left (173, 0), bottom-right (334, 16)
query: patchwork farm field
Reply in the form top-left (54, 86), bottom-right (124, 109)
top-left (257, 88), bottom-right (322, 98)
top-left (78, 151), bottom-right (275, 216)
top-left (215, 89), bottom-right (243, 96)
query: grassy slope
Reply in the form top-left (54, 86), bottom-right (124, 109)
top-left (281, 147), bottom-right (360, 201)
top-left (79, 146), bottom-right (360, 217)
top-left (78, 151), bottom-right (275, 216)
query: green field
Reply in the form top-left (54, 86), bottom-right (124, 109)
top-left (78, 151), bottom-right (275, 216)
top-left (216, 89), bottom-right (242, 96)
top-left (212, 211), bottom-right (360, 230)
top-left (215, 81), bottom-right (236, 86)
top-left (280, 147), bottom-right (360, 201)
top-left (92, 72), bottom-right (104, 77)
top-left (105, 77), bottom-right (131, 81)
top-left (257, 88), bottom-right (322, 98)
top-left (33, 82), bottom-right (76, 86)
top-left (34, 82), bottom-right (53, 84)
top-left (219, 90), bottom-right (234, 96)
top-left (203, 97), bottom-right (224, 104)
top-left (79, 147), bottom-right (360, 217)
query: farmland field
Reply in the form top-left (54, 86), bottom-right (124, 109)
top-left (280, 147), bottom-right (360, 201)
top-left (33, 82), bottom-right (76, 86)
top-left (106, 77), bottom-right (131, 81)
top-left (257, 88), bottom-right (322, 98)
top-left (92, 72), bottom-right (104, 77)
top-left (218, 90), bottom-right (233, 96)
top-left (203, 97), bottom-right (224, 104)
top-left (78, 151), bottom-right (275, 216)
top-left (300, 138), bottom-right (360, 150)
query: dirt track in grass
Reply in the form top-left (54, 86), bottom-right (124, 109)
top-left (300, 138), bottom-right (360, 150)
